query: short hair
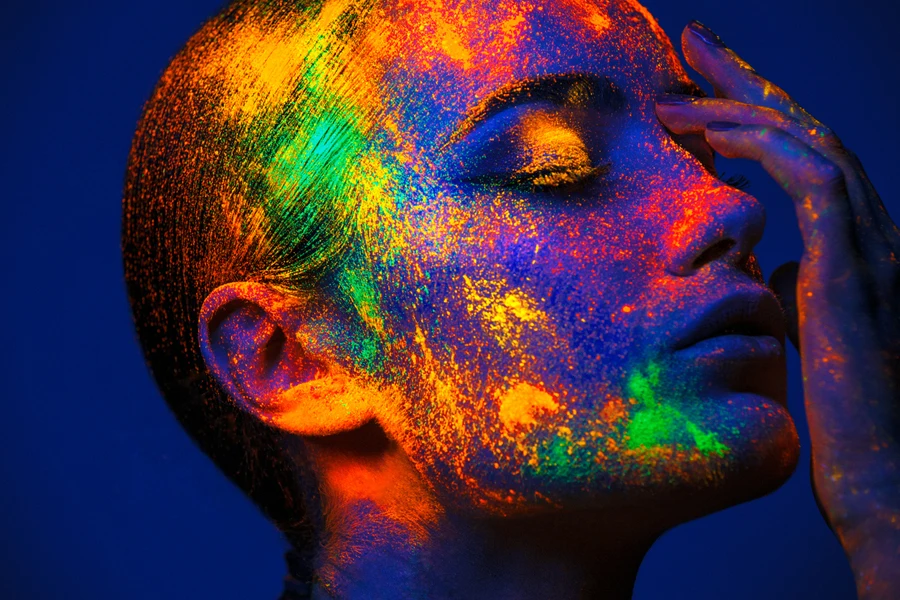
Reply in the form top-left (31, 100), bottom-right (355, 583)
top-left (122, 0), bottom-right (388, 550)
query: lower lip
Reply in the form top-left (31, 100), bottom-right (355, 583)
top-left (674, 334), bottom-right (784, 363)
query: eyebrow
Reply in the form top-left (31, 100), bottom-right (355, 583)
top-left (440, 73), bottom-right (624, 152)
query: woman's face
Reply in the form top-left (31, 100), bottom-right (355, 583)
top-left (311, 0), bottom-right (799, 514)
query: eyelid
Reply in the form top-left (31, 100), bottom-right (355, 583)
top-left (442, 103), bottom-right (606, 192)
top-left (439, 101), bottom-right (559, 159)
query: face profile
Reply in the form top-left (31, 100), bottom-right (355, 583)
top-left (123, 0), bottom-right (900, 597)
top-left (298, 0), bottom-right (799, 513)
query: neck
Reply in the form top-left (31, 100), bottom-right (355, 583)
top-left (310, 509), bottom-right (655, 600)
top-left (301, 424), bottom-right (663, 600)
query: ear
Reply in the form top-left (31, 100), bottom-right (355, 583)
top-left (198, 282), bottom-right (375, 436)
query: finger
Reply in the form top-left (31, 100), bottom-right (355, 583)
top-left (839, 151), bottom-right (900, 253)
top-left (656, 96), bottom-right (840, 158)
top-left (681, 21), bottom-right (816, 123)
top-left (768, 261), bottom-right (800, 353)
top-left (703, 122), bottom-right (854, 265)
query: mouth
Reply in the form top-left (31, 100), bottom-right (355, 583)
top-left (671, 290), bottom-right (786, 355)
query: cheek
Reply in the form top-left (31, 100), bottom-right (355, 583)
top-left (373, 181), bottom-right (656, 392)
top-left (368, 202), bottom-right (668, 509)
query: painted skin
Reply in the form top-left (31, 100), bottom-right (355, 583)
top-left (233, 0), bottom-right (801, 509)
top-left (185, 0), bottom-right (900, 597)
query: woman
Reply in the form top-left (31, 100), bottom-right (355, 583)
top-left (123, 0), bottom-right (899, 597)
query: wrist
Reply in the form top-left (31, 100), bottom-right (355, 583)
top-left (835, 510), bottom-right (900, 600)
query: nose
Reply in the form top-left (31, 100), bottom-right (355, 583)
top-left (663, 182), bottom-right (766, 276)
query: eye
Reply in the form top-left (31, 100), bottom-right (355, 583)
top-left (503, 116), bottom-right (606, 191)
top-left (451, 106), bottom-right (609, 193)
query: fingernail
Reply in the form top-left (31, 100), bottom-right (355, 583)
top-left (657, 94), bottom-right (701, 106)
top-left (688, 21), bottom-right (726, 47)
top-left (706, 121), bottom-right (741, 131)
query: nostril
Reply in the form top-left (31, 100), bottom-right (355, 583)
top-left (692, 239), bottom-right (736, 270)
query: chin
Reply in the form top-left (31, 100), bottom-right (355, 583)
top-left (606, 346), bottom-right (801, 518)
top-left (607, 393), bottom-right (801, 525)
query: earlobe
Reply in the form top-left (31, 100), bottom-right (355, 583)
top-left (198, 282), bottom-right (376, 436)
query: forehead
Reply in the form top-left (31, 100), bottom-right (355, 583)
top-left (370, 0), bottom-right (688, 145)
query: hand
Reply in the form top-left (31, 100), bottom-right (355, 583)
top-left (656, 21), bottom-right (900, 599)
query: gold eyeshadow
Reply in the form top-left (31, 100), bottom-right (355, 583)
top-left (511, 113), bottom-right (595, 187)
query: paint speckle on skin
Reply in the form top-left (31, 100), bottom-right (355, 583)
top-left (498, 382), bottom-right (560, 430)
top-left (563, 0), bottom-right (612, 35)
top-left (462, 275), bottom-right (551, 349)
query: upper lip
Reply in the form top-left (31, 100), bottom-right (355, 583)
top-left (671, 290), bottom-right (786, 351)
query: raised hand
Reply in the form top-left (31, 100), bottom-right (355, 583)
top-left (656, 21), bottom-right (900, 599)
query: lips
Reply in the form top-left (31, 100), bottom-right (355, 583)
top-left (671, 290), bottom-right (786, 352)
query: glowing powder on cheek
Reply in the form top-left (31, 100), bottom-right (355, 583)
top-left (462, 275), bottom-right (553, 351)
top-left (624, 362), bottom-right (729, 457)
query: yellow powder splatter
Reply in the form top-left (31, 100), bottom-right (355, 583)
top-left (501, 293), bottom-right (543, 322)
top-left (423, 0), bottom-right (475, 70)
top-left (498, 382), bottom-right (560, 430)
top-left (462, 275), bottom-right (550, 348)
top-left (196, 0), bottom-right (389, 125)
top-left (196, 16), bottom-right (309, 123)
top-left (435, 20), bottom-right (472, 68)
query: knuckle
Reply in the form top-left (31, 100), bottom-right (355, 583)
top-left (820, 131), bottom-right (843, 151)
top-left (814, 161), bottom-right (846, 194)
top-left (806, 125), bottom-right (843, 151)
top-left (756, 126), bottom-right (779, 143)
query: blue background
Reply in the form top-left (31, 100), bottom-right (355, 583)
top-left (2, 0), bottom-right (897, 598)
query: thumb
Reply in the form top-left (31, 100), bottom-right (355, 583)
top-left (768, 261), bottom-right (800, 353)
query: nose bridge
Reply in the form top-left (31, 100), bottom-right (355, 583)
top-left (662, 180), bottom-right (766, 276)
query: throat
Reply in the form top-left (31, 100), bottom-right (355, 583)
top-left (302, 424), bottom-right (658, 600)
top-left (310, 505), bottom-right (654, 600)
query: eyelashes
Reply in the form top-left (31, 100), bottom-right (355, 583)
top-left (463, 162), bottom-right (610, 193)
top-left (455, 132), bottom-right (749, 195)
top-left (720, 172), bottom-right (751, 191)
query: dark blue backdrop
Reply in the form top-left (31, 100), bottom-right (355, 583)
top-left (3, 1), bottom-right (897, 598)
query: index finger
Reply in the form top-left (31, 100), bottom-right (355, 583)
top-left (681, 21), bottom-right (819, 124)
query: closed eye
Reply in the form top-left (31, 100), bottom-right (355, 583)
top-left (464, 163), bottom-right (610, 193)
top-left (454, 108), bottom-right (609, 193)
